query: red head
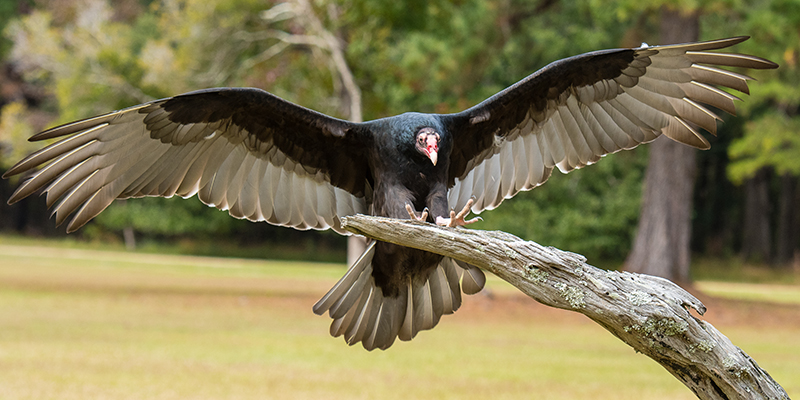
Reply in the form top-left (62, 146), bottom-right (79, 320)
top-left (415, 127), bottom-right (440, 166)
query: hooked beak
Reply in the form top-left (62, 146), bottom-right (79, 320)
top-left (424, 135), bottom-right (439, 166)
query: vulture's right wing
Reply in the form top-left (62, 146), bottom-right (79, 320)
top-left (4, 88), bottom-right (373, 234)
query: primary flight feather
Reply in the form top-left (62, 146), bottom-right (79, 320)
top-left (4, 36), bottom-right (777, 350)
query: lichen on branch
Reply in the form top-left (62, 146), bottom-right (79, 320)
top-left (340, 215), bottom-right (789, 400)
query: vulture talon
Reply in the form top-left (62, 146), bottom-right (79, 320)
top-left (405, 204), bottom-right (429, 222)
top-left (436, 198), bottom-right (481, 227)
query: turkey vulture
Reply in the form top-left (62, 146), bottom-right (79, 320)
top-left (3, 37), bottom-right (777, 350)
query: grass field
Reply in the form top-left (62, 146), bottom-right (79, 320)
top-left (0, 237), bottom-right (798, 399)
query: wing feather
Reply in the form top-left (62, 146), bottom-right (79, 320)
top-left (445, 37), bottom-right (776, 214)
top-left (498, 137), bottom-right (517, 199)
top-left (228, 162), bottom-right (255, 219)
top-left (5, 88), bottom-right (371, 234)
top-left (511, 131), bottom-right (529, 192)
top-left (581, 102), bottom-right (617, 153)
top-left (526, 134), bottom-right (550, 189)
top-left (539, 118), bottom-right (563, 167)
top-left (588, 102), bottom-right (635, 150)
top-left (566, 95), bottom-right (605, 156)
top-left (686, 51), bottom-right (777, 69)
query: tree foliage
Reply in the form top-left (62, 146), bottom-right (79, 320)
top-left (728, 112), bottom-right (800, 184)
top-left (0, 0), bottom-right (347, 238)
top-left (701, 0), bottom-right (800, 182)
top-left (0, 0), bottom-right (792, 261)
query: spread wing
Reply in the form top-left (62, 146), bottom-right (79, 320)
top-left (4, 88), bottom-right (373, 234)
top-left (443, 36), bottom-right (778, 213)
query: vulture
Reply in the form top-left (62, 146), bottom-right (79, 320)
top-left (4, 36), bottom-right (777, 350)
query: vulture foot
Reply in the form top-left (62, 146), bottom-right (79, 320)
top-left (405, 204), bottom-right (429, 222)
top-left (436, 198), bottom-right (482, 227)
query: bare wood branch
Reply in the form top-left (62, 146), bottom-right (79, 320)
top-left (340, 215), bottom-right (790, 400)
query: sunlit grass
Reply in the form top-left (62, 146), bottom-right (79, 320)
top-left (695, 281), bottom-right (800, 305)
top-left (691, 255), bottom-right (800, 284)
top-left (0, 231), bottom-right (347, 263)
top-left (0, 237), bottom-right (797, 399)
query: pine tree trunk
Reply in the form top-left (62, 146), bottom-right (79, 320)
top-left (624, 8), bottom-right (699, 283)
top-left (741, 168), bottom-right (772, 263)
top-left (775, 173), bottom-right (796, 266)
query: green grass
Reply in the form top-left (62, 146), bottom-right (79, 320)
top-left (695, 281), bottom-right (800, 305)
top-left (0, 237), bottom-right (798, 399)
top-left (0, 232), bottom-right (348, 263)
top-left (691, 255), bottom-right (800, 285)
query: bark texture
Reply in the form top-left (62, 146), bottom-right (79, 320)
top-left (625, 8), bottom-right (699, 281)
top-left (341, 215), bottom-right (790, 400)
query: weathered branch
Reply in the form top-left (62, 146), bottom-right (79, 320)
top-left (340, 215), bottom-right (789, 400)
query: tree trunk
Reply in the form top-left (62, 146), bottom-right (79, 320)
top-left (742, 168), bottom-right (772, 263)
top-left (624, 8), bottom-right (699, 283)
top-left (123, 226), bottom-right (136, 251)
top-left (774, 173), bottom-right (795, 265)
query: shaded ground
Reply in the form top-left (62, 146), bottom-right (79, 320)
top-left (0, 242), bottom-right (797, 399)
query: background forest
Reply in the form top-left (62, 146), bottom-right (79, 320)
top-left (0, 0), bottom-right (797, 274)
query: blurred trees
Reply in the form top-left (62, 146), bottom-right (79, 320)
top-left (0, 0), bottom-right (796, 269)
top-left (704, 0), bottom-right (800, 266)
top-left (0, 0), bottom-right (356, 255)
top-left (625, 7), bottom-right (699, 282)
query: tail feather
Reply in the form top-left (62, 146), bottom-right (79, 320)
top-left (329, 298), bottom-right (356, 337)
top-left (399, 278), bottom-right (438, 341)
top-left (329, 262), bottom-right (372, 319)
top-left (357, 287), bottom-right (383, 345)
top-left (441, 258), bottom-right (463, 311)
top-left (312, 241), bottom-right (376, 315)
top-left (456, 259), bottom-right (486, 295)
top-left (399, 281), bottom-right (417, 341)
top-left (363, 299), bottom-right (387, 349)
top-left (343, 281), bottom-right (406, 350)
top-left (314, 250), bottom-right (487, 351)
top-left (427, 267), bottom-right (447, 317)
top-left (416, 279), bottom-right (437, 333)
top-left (365, 292), bottom-right (406, 350)
top-left (343, 285), bottom-right (376, 341)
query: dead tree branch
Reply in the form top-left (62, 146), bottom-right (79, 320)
top-left (340, 215), bottom-right (789, 400)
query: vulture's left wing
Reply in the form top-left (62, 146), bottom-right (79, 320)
top-left (443, 36), bottom-right (777, 214)
top-left (4, 88), bottom-right (372, 234)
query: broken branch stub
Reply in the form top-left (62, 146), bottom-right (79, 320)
top-left (339, 215), bottom-right (789, 400)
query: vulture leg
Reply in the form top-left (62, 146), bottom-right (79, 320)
top-left (436, 198), bottom-right (482, 227)
top-left (405, 203), bottom-right (429, 222)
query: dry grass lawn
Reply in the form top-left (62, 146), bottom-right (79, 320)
top-left (0, 240), bottom-right (798, 399)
